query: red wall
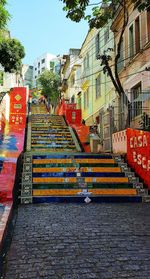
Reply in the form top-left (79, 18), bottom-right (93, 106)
top-left (65, 109), bottom-right (82, 125)
top-left (9, 87), bottom-right (27, 127)
top-left (0, 87), bottom-right (27, 203)
top-left (127, 128), bottom-right (150, 188)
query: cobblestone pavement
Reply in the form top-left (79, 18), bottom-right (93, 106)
top-left (3, 203), bottom-right (150, 279)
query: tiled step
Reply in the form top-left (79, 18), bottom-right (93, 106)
top-left (31, 127), bottom-right (69, 132)
top-left (32, 149), bottom-right (77, 153)
top-left (32, 172), bottom-right (125, 178)
top-left (32, 183), bottom-right (134, 189)
top-left (32, 196), bottom-right (142, 203)
top-left (31, 144), bottom-right (76, 149)
top-left (32, 153), bottom-right (114, 159)
top-left (33, 158), bottom-right (116, 164)
top-left (31, 136), bottom-right (72, 139)
top-left (31, 131), bottom-right (71, 135)
top-left (31, 140), bottom-right (74, 144)
top-left (31, 135), bottom-right (72, 138)
top-left (21, 107), bottom-right (143, 204)
top-left (31, 140), bottom-right (75, 144)
top-left (32, 188), bottom-right (137, 197)
top-left (30, 112), bottom-right (77, 152)
top-left (32, 177), bottom-right (129, 183)
top-left (31, 138), bottom-right (72, 142)
top-left (33, 162), bottom-right (118, 167)
top-left (33, 167), bottom-right (121, 173)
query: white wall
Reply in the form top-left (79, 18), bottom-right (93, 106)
top-left (33, 53), bottom-right (57, 86)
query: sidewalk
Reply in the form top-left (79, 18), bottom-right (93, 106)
top-left (0, 202), bottom-right (13, 249)
top-left (3, 203), bottom-right (150, 279)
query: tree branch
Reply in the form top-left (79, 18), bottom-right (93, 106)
top-left (114, 0), bottom-right (129, 98)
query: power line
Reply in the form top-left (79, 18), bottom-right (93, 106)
top-left (70, 46), bottom-right (150, 84)
top-left (62, 6), bottom-right (148, 69)
top-left (65, 68), bottom-right (149, 90)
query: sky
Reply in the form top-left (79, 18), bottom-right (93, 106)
top-left (7, 0), bottom-right (90, 65)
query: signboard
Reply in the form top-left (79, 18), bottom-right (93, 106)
top-left (127, 128), bottom-right (150, 188)
top-left (9, 87), bottom-right (27, 127)
top-left (10, 87), bottom-right (27, 115)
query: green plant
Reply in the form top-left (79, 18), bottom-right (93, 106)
top-left (37, 70), bottom-right (60, 107)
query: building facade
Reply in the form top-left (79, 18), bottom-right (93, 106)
top-left (22, 65), bottom-right (33, 89)
top-left (79, 25), bottom-right (115, 151)
top-left (112, 2), bottom-right (150, 131)
top-left (33, 53), bottom-right (60, 86)
top-left (61, 49), bottom-right (81, 102)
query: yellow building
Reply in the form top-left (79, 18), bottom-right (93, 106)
top-left (80, 25), bottom-right (115, 151)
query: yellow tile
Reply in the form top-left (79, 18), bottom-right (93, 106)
top-left (90, 189), bottom-right (137, 195)
top-left (91, 167), bottom-right (121, 172)
top-left (85, 177), bottom-right (129, 183)
top-left (33, 177), bottom-right (76, 183)
top-left (33, 189), bottom-right (79, 196)
top-left (33, 159), bottom-right (72, 164)
top-left (75, 159), bottom-right (115, 163)
top-left (33, 188), bottom-right (137, 196)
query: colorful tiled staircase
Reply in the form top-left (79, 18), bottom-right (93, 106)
top-left (30, 105), bottom-right (77, 152)
top-left (21, 104), bottom-right (145, 203)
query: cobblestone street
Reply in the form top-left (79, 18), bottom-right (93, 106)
top-left (3, 203), bottom-right (150, 279)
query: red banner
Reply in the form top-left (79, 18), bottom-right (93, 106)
top-left (9, 114), bottom-right (26, 126)
top-left (9, 87), bottom-right (27, 127)
top-left (65, 109), bottom-right (82, 125)
top-left (10, 87), bottom-right (27, 114)
top-left (127, 128), bottom-right (150, 188)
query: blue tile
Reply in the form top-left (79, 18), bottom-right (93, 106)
top-left (32, 172), bottom-right (76, 178)
top-left (33, 196), bottom-right (142, 203)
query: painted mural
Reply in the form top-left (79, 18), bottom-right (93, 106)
top-left (127, 128), bottom-right (150, 189)
top-left (0, 87), bottom-right (27, 202)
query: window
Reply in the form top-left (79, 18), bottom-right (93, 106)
top-left (83, 57), bottom-right (87, 70)
top-left (131, 83), bottom-right (142, 118)
top-left (42, 58), bottom-right (45, 64)
top-left (38, 62), bottom-right (40, 68)
top-left (71, 95), bottom-right (75, 103)
top-left (83, 53), bottom-right (89, 70)
top-left (41, 67), bottom-right (45, 72)
top-left (38, 70), bottom-right (40, 74)
top-left (87, 53), bottom-right (89, 68)
top-left (135, 16), bottom-right (140, 53)
top-left (104, 27), bottom-right (109, 44)
top-left (34, 67), bottom-right (37, 71)
top-left (70, 75), bottom-right (75, 86)
top-left (35, 76), bottom-right (37, 79)
top-left (50, 61), bottom-right (54, 69)
top-left (147, 10), bottom-right (150, 41)
top-left (129, 24), bottom-right (134, 58)
top-left (95, 32), bottom-right (100, 58)
top-left (118, 39), bottom-right (124, 71)
top-left (95, 74), bottom-right (101, 99)
top-left (84, 88), bottom-right (89, 109)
